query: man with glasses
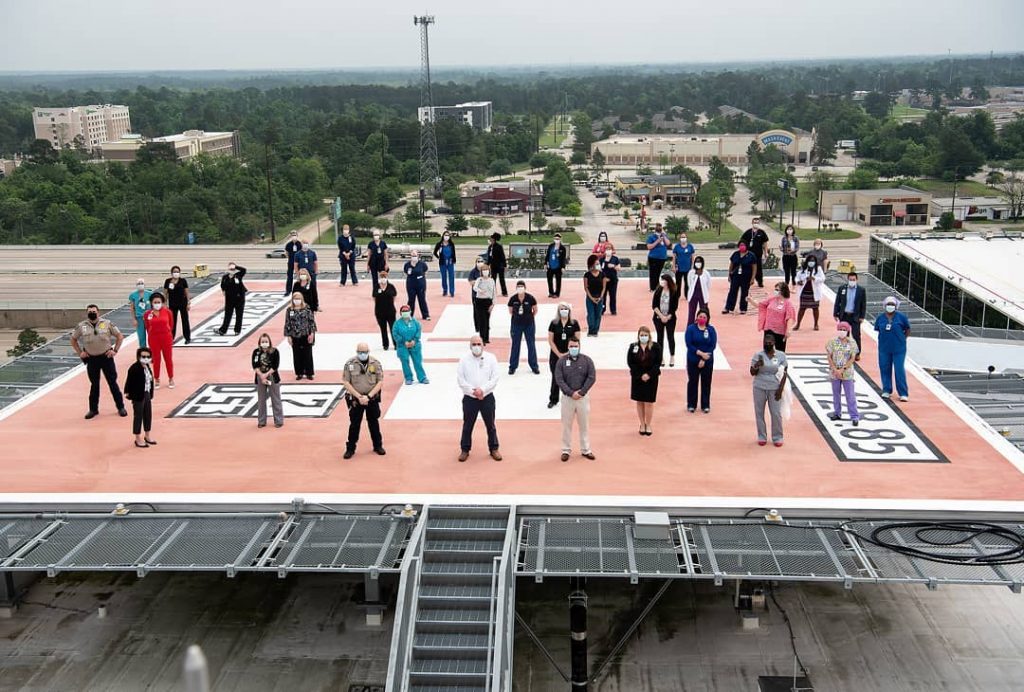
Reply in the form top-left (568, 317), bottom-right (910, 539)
top-left (70, 304), bottom-right (127, 420)
top-left (456, 335), bottom-right (502, 462)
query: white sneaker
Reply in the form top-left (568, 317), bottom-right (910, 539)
top-left (899, 395), bottom-right (908, 402)
top-left (880, 392), bottom-right (890, 399)
top-left (168, 380), bottom-right (176, 389)
top-left (155, 380), bottom-right (161, 389)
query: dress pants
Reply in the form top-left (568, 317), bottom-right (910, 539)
top-left (653, 316), bottom-right (677, 360)
top-left (474, 298), bottom-right (493, 342)
top-left (291, 336), bottom-right (315, 378)
top-left (674, 271), bottom-right (689, 300)
top-left (782, 254), bottom-right (798, 284)
top-left (648, 258), bottom-right (666, 291)
top-left (171, 306), bottom-right (191, 341)
top-left (603, 280), bottom-right (618, 315)
top-left (754, 251), bottom-right (765, 287)
top-left (686, 360), bottom-right (713, 410)
top-left (548, 352), bottom-right (562, 406)
top-left (461, 394), bottom-right (499, 452)
top-left (560, 396), bottom-right (591, 454)
top-left (546, 268), bottom-right (562, 297)
top-left (753, 387), bottom-right (784, 443)
top-left (347, 398), bottom-right (383, 452)
top-left (377, 315), bottom-right (395, 350)
top-left (131, 393), bottom-right (152, 434)
top-left (256, 381), bottom-right (284, 426)
top-left (85, 355), bottom-right (124, 413)
top-left (839, 313), bottom-right (863, 354)
top-left (340, 255), bottom-right (358, 285)
top-left (220, 297), bottom-right (245, 333)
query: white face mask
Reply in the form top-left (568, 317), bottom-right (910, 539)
top-left (140, 357), bottom-right (152, 365)
top-left (302, 245), bottom-right (310, 252)
top-left (885, 304), bottom-right (896, 314)
top-left (443, 235), bottom-right (450, 241)
top-left (807, 262), bottom-right (816, 269)
top-left (373, 236), bottom-right (381, 242)
top-left (380, 278), bottom-right (387, 285)
top-left (694, 262), bottom-right (703, 269)
top-left (838, 331), bottom-right (849, 339)
top-left (639, 335), bottom-right (650, 344)
top-left (228, 267), bottom-right (236, 274)
top-left (401, 312), bottom-right (411, 321)
top-left (774, 289), bottom-right (780, 297)
top-left (482, 271), bottom-right (489, 278)
top-left (517, 288), bottom-right (525, 295)
top-left (152, 303), bottom-right (163, 311)
top-left (357, 351), bottom-right (369, 362)
top-left (559, 309), bottom-right (569, 318)
top-left (343, 229), bottom-right (350, 236)
top-left (679, 238), bottom-right (687, 245)
top-left (292, 299), bottom-right (302, 306)
top-left (136, 283), bottom-right (145, 290)
top-left (471, 345), bottom-right (483, 356)
top-left (412, 254), bottom-right (419, 261)
top-left (848, 280), bottom-right (857, 288)
top-left (604, 250), bottom-right (612, 258)
top-left (300, 276), bottom-right (308, 283)
top-left (172, 272), bottom-right (180, 279)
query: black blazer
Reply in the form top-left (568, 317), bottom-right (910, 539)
top-left (251, 347), bottom-right (281, 384)
top-left (833, 284), bottom-right (867, 321)
top-left (123, 362), bottom-right (154, 402)
top-left (627, 342), bottom-right (662, 380)
top-left (433, 240), bottom-right (457, 264)
top-left (487, 242), bottom-right (507, 271)
top-left (651, 286), bottom-right (680, 317)
top-left (546, 243), bottom-right (568, 270)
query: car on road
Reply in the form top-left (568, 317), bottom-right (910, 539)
top-left (594, 190), bottom-right (609, 198)
top-left (265, 248), bottom-right (287, 259)
top-left (431, 206), bottom-right (453, 215)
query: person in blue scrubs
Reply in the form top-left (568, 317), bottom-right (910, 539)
top-left (672, 232), bottom-right (695, 297)
top-left (873, 296), bottom-right (912, 401)
top-left (294, 242), bottom-right (319, 290)
top-left (433, 232), bottom-right (457, 297)
top-left (337, 224), bottom-right (359, 286)
top-left (645, 223), bottom-right (670, 291)
top-left (128, 278), bottom-right (152, 347)
top-left (392, 306), bottom-right (429, 385)
top-left (403, 250), bottom-right (430, 320)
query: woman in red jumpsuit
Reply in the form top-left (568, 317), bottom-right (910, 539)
top-left (143, 292), bottom-right (175, 389)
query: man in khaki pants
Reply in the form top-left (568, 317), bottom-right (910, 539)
top-left (554, 337), bottom-right (597, 462)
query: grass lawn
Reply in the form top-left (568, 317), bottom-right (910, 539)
top-left (277, 206), bottom-right (329, 236)
top-left (442, 230), bottom-right (584, 246)
top-left (908, 178), bottom-right (998, 197)
top-left (539, 114), bottom-right (570, 149)
top-left (716, 219), bottom-right (860, 241)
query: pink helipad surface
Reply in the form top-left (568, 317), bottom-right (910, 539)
top-left (1, 277), bottom-right (1023, 508)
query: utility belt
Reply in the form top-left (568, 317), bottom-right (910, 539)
top-left (345, 391), bottom-right (380, 408)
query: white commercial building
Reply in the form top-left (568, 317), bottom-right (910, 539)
top-left (98, 130), bottom-right (241, 163)
top-left (32, 105), bottom-right (131, 150)
top-left (931, 196), bottom-right (1015, 222)
top-left (418, 101), bottom-right (493, 132)
top-left (590, 129), bottom-right (815, 166)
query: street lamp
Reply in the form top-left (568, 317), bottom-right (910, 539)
top-left (777, 178), bottom-right (789, 234)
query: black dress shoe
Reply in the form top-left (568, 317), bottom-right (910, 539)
top-left (547, 401), bottom-right (557, 409)
top-left (343, 450), bottom-right (355, 459)
top-left (85, 411), bottom-right (99, 420)
top-left (373, 447), bottom-right (386, 456)
top-left (118, 408), bottom-right (128, 417)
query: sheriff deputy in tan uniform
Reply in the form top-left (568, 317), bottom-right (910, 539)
top-left (69, 304), bottom-right (128, 419)
top-left (341, 341), bottom-right (386, 459)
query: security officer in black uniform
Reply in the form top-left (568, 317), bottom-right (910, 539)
top-left (341, 342), bottom-right (386, 459)
top-left (218, 262), bottom-right (247, 335)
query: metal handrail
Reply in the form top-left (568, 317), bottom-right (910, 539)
top-left (484, 555), bottom-right (500, 689)
top-left (489, 505), bottom-right (518, 691)
top-left (384, 507), bottom-right (428, 692)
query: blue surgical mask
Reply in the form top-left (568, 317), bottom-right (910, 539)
top-left (357, 351), bottom-right (369, 362)
top-left (569, 346), bottom-right (580, 357)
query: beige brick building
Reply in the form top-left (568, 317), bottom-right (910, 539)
top-left (32, 105), bottom-right (131, 150)
top-left (99, 130), bottom-right (241, 163)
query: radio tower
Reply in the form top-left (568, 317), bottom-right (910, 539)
top-left (414, 15), bottom-right (442, 200)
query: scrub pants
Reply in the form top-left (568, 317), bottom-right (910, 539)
top-left (397, 344), bottom-right (427, 383)
top-left (86, 355), bottom-right (124, 413)
top-left (131, 393), bottom-right (152, 435)
top-left (256, 381), bottom-right (284, 426)
top-left (439, 263), bottom-right (455, 296)
top-left (831, 379), bottom-right (860, 420)
top-left (753, 251), bottom-right (765, 288)
top-left (284, 261), bottom-right (295, 296)
top-left (369, 265), bottom-right (385, 291)
top-left (134, 319), bottom-right (147, 348)
top-left (603, 279), bottom-right (618, 315)
top-left (509, 322), bottom-right (538, 373)
top-left (546, 268), bottom-right (562, 297)
top-left (878, 349), bottom-right (909, 397)
top-left (674, 271), bottom-right (689, 300)
top-left (461, 394), bottom-right (499, 453)
top-left (406, 283), bottom-right (429, 319)
top-left (686, 359), bottom-right (713, 411)
top-left (171, 306), bottom-right (191, 342)
top-left (340, 254), bottom-right (358, 285)
top-left (149, 332), bottom-right (174, 380)
top-left (376, 314), bottom-right (395, 350)
top-left (753, 386), bottom-right (784, 443)
top-left (724, 275), bottom-right (750, 313)
top-left (560, 396), bottom-right (591, 455)
top-left (687, 293), bottom-right (708, 326)
top-left (548, 352), bottom-right (562, 406)
top-left (346, 398), bottom-right (383, 453)
top-left (647, 258), bottom-right (666, 291)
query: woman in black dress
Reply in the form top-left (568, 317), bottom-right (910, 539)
top-left (627, 325), bottom-right (662, 436)
top-left (292, 268), bottom-right (320, 312)
top-left (373, 270), bottom-right (398, 350)
top-left (123, 347), bottom-right (156, 448)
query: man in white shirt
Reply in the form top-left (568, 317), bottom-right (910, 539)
top-left (456, 335), bottom-right (502, 462)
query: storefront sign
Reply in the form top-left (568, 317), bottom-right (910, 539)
top-left (761, 133), bottom-right (794, 147)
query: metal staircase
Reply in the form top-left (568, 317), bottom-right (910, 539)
top-left (387, 505), bottom-right (517, 692)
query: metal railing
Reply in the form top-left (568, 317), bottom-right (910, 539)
top-left (384, 506), bottom-right (428, 692)
top-left (488, 505), bottom-right (518, 692)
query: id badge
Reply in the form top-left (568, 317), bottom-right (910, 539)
top-left (885, 323), bottom-right (892, 331)
top-left (518, 306), bottom-right (524, 315)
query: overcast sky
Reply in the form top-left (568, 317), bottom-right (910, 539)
top-left (2, 0), bottom-right (1022, 72)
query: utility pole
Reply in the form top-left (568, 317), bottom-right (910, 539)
top-left (414, 14), bottom-right (442, 244)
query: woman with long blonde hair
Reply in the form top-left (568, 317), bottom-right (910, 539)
top-left (627, 325), bottom-right (662, 435)
top-left (284, 291), bottom-right (317, 380)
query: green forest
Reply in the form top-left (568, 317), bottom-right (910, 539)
top-left (1, 54), bottom-right (1023, 244)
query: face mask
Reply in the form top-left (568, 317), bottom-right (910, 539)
top-left (568, 346), bottom-right (580, 357)
top-left (554, 240), bottom-right (561, 246)
top-left (482, 271), bottom-right (489, 278)
top-left (87, 311), bottom-right (98, 321)
top-left (471, 345), bottom-right (483, 356)
top-left (885, 304), bottom-right (896, 314)
top-left (764, 342), bottom-right (774, 351)
top-left (260, 341), bottom-right (270, 349)
top-left (300, 276), bottom-right (308, 282)
top-left (302, 245), bottom-right (310, 252)
top-left (559, 309), bottom-right (569, 318)
top-left (401, 312), bottom-right (411, 321)
top-left (357, 351), bottom-right (369, 362)
top-left (694, 262), bottom-right (703, 269)
top-left (373, 236), bottom-right (381, 242)
top-left (679, 238), bottom-right (687, 245)
top-left (774, 289), bottom-right (780, 297)
top-left (639, 335), bottom-right (650, 344)
top-left (412, 254), bottom-right (419, 261)
top-left (848, 280), bottom-right (857, 288)
top-left (293, 299), bottom-right (302, 306)
top-left (140, 357), bottom-right (152, 365)
top-left (443, 235), bottom-right (450, 240)
top-left (172, 272), bottom-right (180, 279)
top-left (605, 251), bottom-right (612, 258)
top-left (786, 230), bottom-right (793, 236)
top-left (228, 268), bottom-right (236, 275)
top-left (380, 278), bottom-right (387, 285)
top-left (343, 229), bottom-right (350, 236)
top-left (136, 283), bottom-right (145, 290)
top-left (838, 331), bottom-right (849, 339)
top-left (599, 235), bottom-right (607, 242)
top-left (807, 262), bottom-right (816, 269)
top-left (814, 244), bottom-right (822, 250)
top-left (152, 303), bottom-right (163, 311)
top-left (696, 317), bottom-right (707, 327)
top-left (517, 288), bottom-right (525, 295)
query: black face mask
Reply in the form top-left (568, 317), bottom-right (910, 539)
top-left (87, 312), bottom-right (98, 321)
top-left (763, 342), bottom-right (774, 351)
